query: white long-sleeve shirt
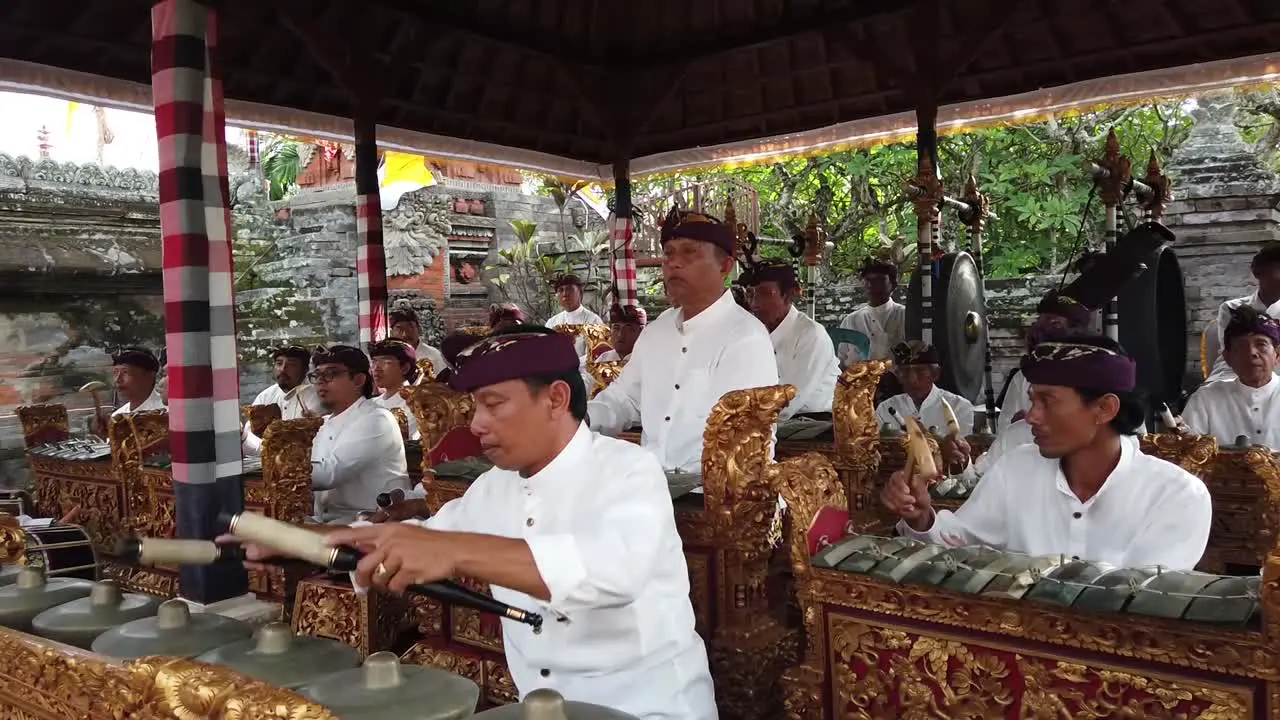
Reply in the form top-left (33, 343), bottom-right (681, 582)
top-left (393, 424), bottom-right (717, 719)
top-left (112, 389), bottom-right (165, 416)
top-left (769, 306), bottom-right (838, 418)
top-left (548, 306), bottom-right (606, 358)
top-left (997, 370), bottom-right (1030, 434)
top-left (1207, 292), bottom-right (1280, 382)
top-left (417, 342), bottom-right (450, 376)
top-left (898, 435), bottom-right (1212, 570)
top-left (372, 386), bottom-right (421, 441)
top-left (242, 383), bottom-right (323, 455)
top-left (876, 385), bottom-right (975, 436)
top-left (1183, 375), bottom-right (1280, 450)
top-left (956, 419), bottom-right (1035, 485)
top-left (838, 299), bottom-right (905, 365)
top-left (310, 397), bottom-right (410, 524)
top-left (588, 290), bottom-right (779, 472)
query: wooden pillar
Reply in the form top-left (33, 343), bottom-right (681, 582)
top-left (354, 112), bottom-right (388, 347)
top-left (151, 0), bottom-right (247, 604)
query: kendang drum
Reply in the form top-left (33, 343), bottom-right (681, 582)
top-left (0, 490), bottom-right (33, 517)
top-left (300, 651), bottom-right (479, 720)
top-left (472, 689), bottom-right (641, 720)
top-left (22, 523), bottom-right (98, 582)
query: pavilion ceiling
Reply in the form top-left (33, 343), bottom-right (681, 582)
top-left (1, 0), bottom-right (1278, 169)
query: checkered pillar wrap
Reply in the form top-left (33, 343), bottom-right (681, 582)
top-left (354, 125), bottom-right (388, 347)
top-left (609, 175), bottom-right (638, 308)
top-left (152, 0), bottom-right (242, 484)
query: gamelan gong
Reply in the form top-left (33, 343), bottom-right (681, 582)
top-left (1116, 243), bottom-right (1186, 410)
top-left (0, 567), bottom-right (92, 631)
top-left (905, 252), bottom-right (988, 401)
top-left (30, 580), bottom-right (161, 649)
top-left (196, 622), bottom-right (361, 688)
top-left (92, 598), bottom-right (253, 659)
top-left (472, 689), bottom-right (640, 720)
top-left (300, 651), bottom-right (479, 720)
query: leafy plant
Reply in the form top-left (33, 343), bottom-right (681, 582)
top-left (487, 221), bottom-right (612, 322)
top-left (260, 133), bottom-right (302, 201)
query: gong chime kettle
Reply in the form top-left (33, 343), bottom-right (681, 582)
top-left (195, 622), bottom-right (361, 688)
top-left (30, 580), bottom-right (161, 648)
top-left (471, 689), bottom-right (642, 720)
top-left (91, 598), bottom-right (253, 659)
top-left (300, 650), bottom-right (480, 719)
top-left (0, 567), bottom-right (92, 631)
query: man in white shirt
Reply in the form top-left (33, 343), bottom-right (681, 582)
top-left (546, 274), bottom-right (604, 330)
top-left (883, 335), bottom-right (1212, 569)
top-left (93, 347), bottom-right (166, 435)
top-left (309, 345), bottom-right (411, 524)
top-left (369, 339), bottom-right (421, 441)
top-left (242, 346), bottom-right (323, 455)
top-left (875, 341), bottom-right (974, 434)
top-left (995, 291), bottom-right (1093, 434)
top-left (1206, 242), bottom-right (1280, 382)
top-left (837, 260), bottom-right (905, 366)
top-left (390, 307), bottom-right (449, 378)
top-left (743, 261), bottom-right (838, 419)
top-left (239, 330), bottom-right (717, 719)
top-left (588, 209), bottom-right (779, 472)
top-left (1184, 306), bottom-right (1280, 449)
top-left (596, 304), bottom-right (647, 364)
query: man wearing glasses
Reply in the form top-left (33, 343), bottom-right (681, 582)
top-left (308, 345), bottom-right (411, 524)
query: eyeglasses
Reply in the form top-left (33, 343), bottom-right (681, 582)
top-left (308, 369), bottom-right (351, 384)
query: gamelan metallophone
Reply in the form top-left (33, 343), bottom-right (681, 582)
top-left (786, 532), bottom-right (1280, 719)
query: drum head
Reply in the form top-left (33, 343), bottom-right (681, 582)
top-left (906, 252), bottom-right (988, 400)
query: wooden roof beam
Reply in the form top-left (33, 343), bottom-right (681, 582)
top-left (618, 0), bottom-right (910, 69)
top-left (369, 0), bottom-right (598, 68)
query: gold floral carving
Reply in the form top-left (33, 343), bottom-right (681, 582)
top-left (826, 614), bottom-right (1252, 719)
top-left (27, 461), bottom-right (125, 553)
top-left (553, 323), bottom-right (611, 356)
top-left (1140, 432), bottom-right (1218, 479)
top-left (0, 516), bottom-right (25, 565)
top-left (291, 576), bottom-right (406, 658)
top-left (408, 595), bottom-right (445, 637)
top-left (399, 644), bottom-right (483, 686)
top-left (830, 361), bottom-right (892, 534)
top-left (416, 357), bottom-right (436, 383)
top-left (130, 655), bottom-right (335, 719)
top-left (0, 628), bottom-right (334, 719)
top-left (452, 606), bottom-right (505, 654)
top-left (246, 403), bottom-right (282, 438)
top-left (585, 359), bottom-right (623, 398)
top-left (388, 407), bottom-right (411, 442)
top-left (110, 410), bottom-right (171, 540)
top-left (260, 417), bottom-right (323, 524)
top-left (483, 659), bottom-right (519, 706)
top-left (802, 567), bottom-right (1279, 684)
top-left (457, 325), bottom-right (490, 337)
top-left (102, 563), bottom-right (178, 598)
top-left (16, 404), bottom-right (69, 449)
top-left (404, 383), bottom-right (476, 476)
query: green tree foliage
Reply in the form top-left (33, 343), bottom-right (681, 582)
top-left (630, 95), bottom-right (1280, 280)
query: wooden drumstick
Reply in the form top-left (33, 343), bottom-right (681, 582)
top-left (79, 381), bottom-right (108, 432)
top-left (903, 416), bottom-right (938, 482)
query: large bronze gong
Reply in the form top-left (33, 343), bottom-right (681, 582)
top-left (1117, 244), bottom-right (1187, 407)
top-left (905, 252), bottom-right (988, 400)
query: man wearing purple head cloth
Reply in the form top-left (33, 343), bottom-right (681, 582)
top-left (596, 303), bottom-right (647, 364)
top-left (1184, 306), bottom-right (1280, 449)
top-left (266, 327), bottom-right (716, 719)
top-left (369, 339), bottom-right (421, 441)
top-left (1207, 242), bottom-right (1280, 383)
top-left (589, 209), bottom-right (778, 473)
top-left (242, 345), bottom-right (322, 455)
top-left (882, 333), bottom-right (1211, 570)
top-left (994, 290), bottom-right (1094, 435)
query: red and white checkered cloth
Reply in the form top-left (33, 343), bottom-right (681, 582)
top-left (609, 214), bottom-right (638, 308)
top-left (356, 192), bottom-right (388, 346)
top-left (152, 0), bottom-right (242, 483)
